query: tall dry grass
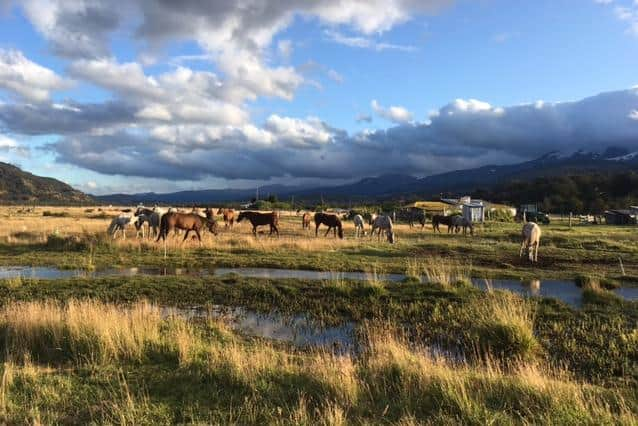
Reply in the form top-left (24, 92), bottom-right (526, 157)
top-left (0, 300), bottom-right (167, 364)
top-left (405, 257), bottom-right (471, 287)
top-left (0, 299), bottom-right (632, 424)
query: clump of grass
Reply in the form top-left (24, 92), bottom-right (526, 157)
top-left (0, 300), bottom-right (167, 364)
top-left (413, 257), bottom-right (471, 288)
top-left (468, 292), bottom-right (539, 362)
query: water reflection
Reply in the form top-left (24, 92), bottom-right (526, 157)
top-left (0, 265), bottom-right (636, 307)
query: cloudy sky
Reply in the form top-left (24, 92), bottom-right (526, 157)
top-left (1, 0), bottom-right (638, 194)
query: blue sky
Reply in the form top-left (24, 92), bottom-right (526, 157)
top-left (0, 0), bottom-right (637, 194)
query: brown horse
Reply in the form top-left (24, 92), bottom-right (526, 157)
top-left (432, 214), bottom-right (455, 233)
top-left (156, 212), bottom-right (218, 243)
top-left (217, 208), bottom-right (236, 228)
top-left (314, 212), bottom-right (343, 239)
top-left (302, 212), bottom-right (312, 230)
top-left (237, 211), bottom-right (279, 236)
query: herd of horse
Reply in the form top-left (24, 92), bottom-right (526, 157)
top-left (106, 206), bottom-right (542, 261)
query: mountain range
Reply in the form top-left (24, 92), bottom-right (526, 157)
top-left (96, 147), bottom-right (638, 205)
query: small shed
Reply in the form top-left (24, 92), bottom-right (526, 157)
top-left (462, 202), bottom-right (485, 223)
top-left (604, 210), bottom-right (637, 225)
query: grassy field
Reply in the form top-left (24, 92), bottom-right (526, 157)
top-left (0, 206), bottom-right (636, 424)
top-left (1, 206), bottom-right (638, 282)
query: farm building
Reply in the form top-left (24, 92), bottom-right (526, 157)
top-left (604, 210), bottom-right (637, 225)
top-left (441, 196), bottom-right (487, 223)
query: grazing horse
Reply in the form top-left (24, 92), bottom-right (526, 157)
top-left (134, 213), bottom-right (160, 238)
top-left (353, 214), bottom-right (365, 237)
top-left (371, 215), bottom-right (395, 243)
top-left (314, 212), bottom-right (344, 239)
top-left (451, 216), bottom-right (474, 236)
top-left (217, 208), bottom-right (236, 228)
top-left (107, 215), bottom-right (133, 239)
top-left (156, 212), bottom-right (218, 243)
top-left (396, 208), bottom-right (427, 228)
top-left (302, 212), bottom-right (312, 230)
top-left (520, 222), bottom-right (541, 263)
top-left (237, 211), bottom-right (279, 236)
top-left (432, 214), bottom-right (456, 233)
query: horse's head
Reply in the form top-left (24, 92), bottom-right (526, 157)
top-left (337, 226), bottom-right (344, 239)
top-left (237, 211), bottom-right (246, 222)
top-left (204, 208), bottom-right (214, 220)
top-left (217, 208), bottom-right (224, 215)
top-left (387, 231), bottom-right (396, 244)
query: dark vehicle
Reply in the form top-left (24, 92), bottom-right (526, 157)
top-left (517, 210), bottom-right (550, 224)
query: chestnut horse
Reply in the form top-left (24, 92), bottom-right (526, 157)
top-left (237, 211), bottom-right (279, 236)
top-left (302, 212), bottom-right (312, 230)
top-left (156, 212), bottom-right (218, 243)
top-left (217, 208), bottom-right (236, 228)
top-left (314, 212), bottom-right (343, 239)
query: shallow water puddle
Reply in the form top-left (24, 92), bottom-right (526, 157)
top-left (164, 305), bottom-right (355, 351)
top-left (0, 265), bottom-right (636, 306)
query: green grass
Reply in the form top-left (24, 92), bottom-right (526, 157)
top-left (2, 220), bottom-right (638, 283)
top-left (0, 274), bottom-right (635, 389)
top-left (0, 300), bottom-right (634, 425)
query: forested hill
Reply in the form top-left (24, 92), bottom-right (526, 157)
top-left (0, 162), bottom-right (93, 205)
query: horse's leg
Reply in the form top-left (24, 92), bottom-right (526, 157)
top-left (519, 240), bottom-right (525, 258)
top-left (195, 229), bottom-right (202, 245)
top-left (273, 223), bottom-right (279, 236)
top-left (315, 223), bottom-right (320, 237)
top-left (534, 240), bottom-right (539, 262)
top-left (182, 229), bottom-right (190, 242)
top-left (252, 225), bottom-right (257, 236)
top-left (324, 226), bottom-right (331, 237)
top-left (333, 227), bottom-right (337, 238)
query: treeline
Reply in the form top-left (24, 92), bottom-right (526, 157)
top-left (472, 172), bottom-right (638, 214)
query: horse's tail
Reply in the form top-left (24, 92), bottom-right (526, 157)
top-left (107, 218), bottom-right (118, 235)
top-left (156, 213), bottom-right (169, 242)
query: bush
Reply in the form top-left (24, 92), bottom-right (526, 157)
top-left (42, 211), bottom-right (70, 217)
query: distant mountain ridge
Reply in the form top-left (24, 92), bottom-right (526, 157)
top-left (96, 147), bottom-right (638, 204)
top-left (0, 162), bottom-right (93, 205)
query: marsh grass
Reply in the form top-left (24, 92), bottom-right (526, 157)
top-left (406, 257), bottom-right (471, 288)
top-left (0, 299), bottom-right (633, 424)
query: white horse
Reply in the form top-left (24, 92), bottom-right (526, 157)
top-left (520, 222), bottom-right (541, 262)
top-left (353, 214), bottom-right (366, 237)
top-left (107, 215), bottom-right (133, 239)
top-left (371, 215), bottom-right (395, 243)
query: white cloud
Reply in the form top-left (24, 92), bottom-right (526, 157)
top-left (327, 69), bottom-right (344, 83)
top-left (0, 49), bottom-right (71, 101)
top-left (277, 39), bottom-right (293, 59)
top-left (371, 99), bottom-right (414, 123)
top-left (0, 134), bottom-right (17, 149)
top-left (324, 29), bottom-right (417, 52)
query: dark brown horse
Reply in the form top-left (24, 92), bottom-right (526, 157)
top-left (302, 212), bottom-right (312, 230)
top-left (156, 212), bottom-right (218, 243)
top-left (237, 211), bottom-right (279, 236)
top-left (217, 208), bottom-right (236, 228)
top-left (314, 212), bottom-right (343, 239)
top-left (432, 214), bottom-right (455, 233)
